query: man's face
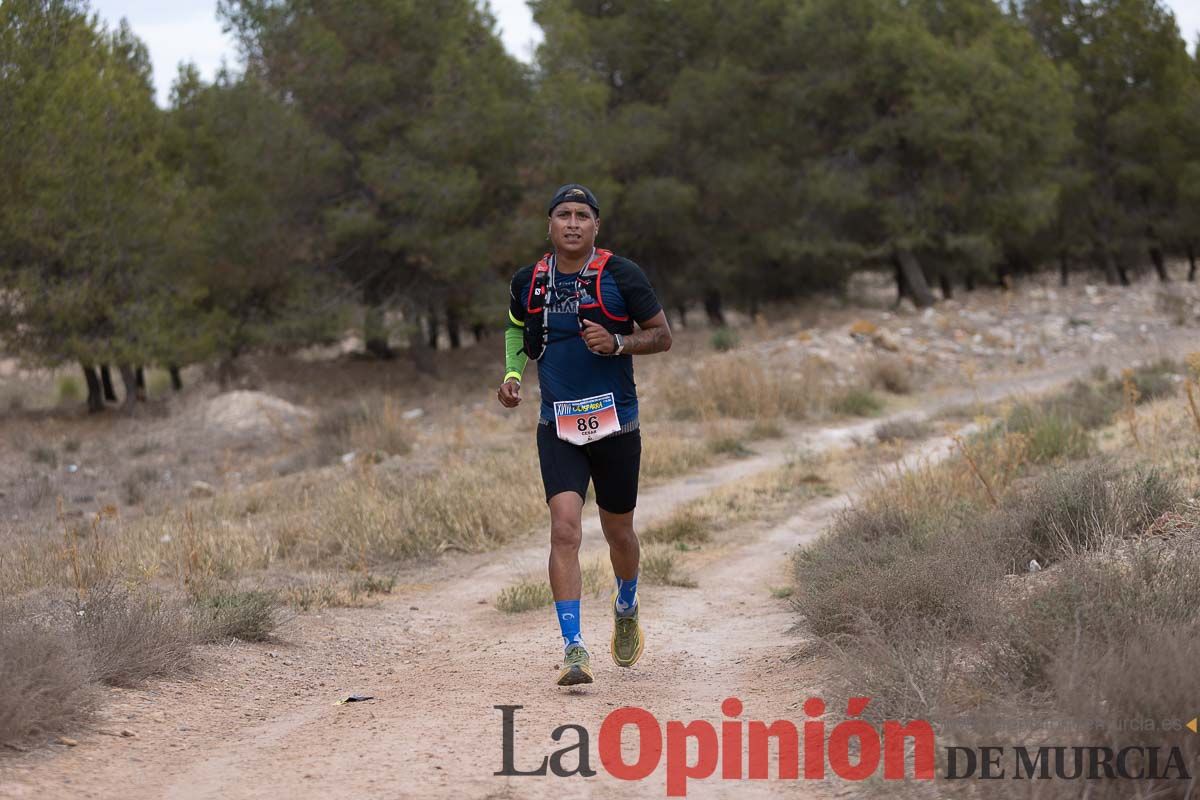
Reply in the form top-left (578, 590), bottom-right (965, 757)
top-left (548, 202), bottom-right (599, 257)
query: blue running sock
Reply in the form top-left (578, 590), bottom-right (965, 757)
top-left (555, 599), bottom-right (584, 651)
top-left (615, 573), bottom-right (638, 617)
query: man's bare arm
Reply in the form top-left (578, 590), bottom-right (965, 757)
top-left (620, 310), bottom-right (672, 355)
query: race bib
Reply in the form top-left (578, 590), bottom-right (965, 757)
top-left (554, 392), bottom-right (620, 445)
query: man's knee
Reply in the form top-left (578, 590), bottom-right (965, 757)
top-left (549, 515), bottom-right (582, 551)
top-left (600, 513), bottom-right (637, 547)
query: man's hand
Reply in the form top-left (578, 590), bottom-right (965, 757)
top-left (497, 378), bottom-right (521, 408)
top-left (581, 319), bottom-right (617, 355)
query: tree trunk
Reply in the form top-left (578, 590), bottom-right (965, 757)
top-left (424, 311), bottom-right (439, 350)
top-left (1059, 252), bottom-right (1069, 287)
top-left (895, 249), bottom-right (935, 308)
top-left (82, 364), bottom-right (104, 413)
top-left (703, 289), bottom-right (725, 326)
top-left (676, 304), bottom-right (687, 328)
top-left (964, 274), bottom-right (976, 292)
top-left (406, 327), bottom-right (438, 376)
top-left (446, 307), bottom-right (462, 349)
top-left (995, 264), bottom-right (1012, 290)
top-left (99, 365), bottom-right (117, 402)
top-left (1117, 264), bottom-right (1131, 286)
top-left (892, 256), bottom-right (909, 305)
top-left (472, 323), bottom-right (486, 342)
top-left (169, 365), bottom-right (183, 391)
top-left (362, 277), bottom-right (393, 359)
top-left (1102, 250), bottom-right (1122, 286)
top-left (1149, 246), bottom-right (1170, 282)
top-left (217, 357), bottom-right (238, 390)
top-left (938, 274), bottom-right (953, 300)
top-left (117, 365), bottom-right (139, 411)
top-left (1188, 243), bottom-right (1197, 282)
top-left (134, 366), bottom-right (146, 401)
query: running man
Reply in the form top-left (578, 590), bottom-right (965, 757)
top-left (496, 184), bottom-right (672, 686)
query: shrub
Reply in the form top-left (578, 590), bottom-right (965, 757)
top-left (865, 356), bottom-right (914, 395)
top-left (193, 589), bottom-right (280, 642)
top-left (874, 417), bottom-right (930, 443)
top-left (748, 419), bottom-right (784, 439)
top-left (30, 446), bottom-right (57, 468)
top-left (55, 375), bottom-right (83, 404)
top-left (832, 387), bottom-right (883, 417)
top-left (987, 461), bottom-right (1181, 569)
top-left (72, 583), bottom-right (194, 687)
top-left (793, 511), bottom-right (998, 639)
top-left (0, 613), bottom-right (93, 744)
top-left (1005, 402), bottom-right (1091, 462)
top-left (998, 545), bottom-right (1200, 688)
top-left (706, 435), bottom-right (754, 457)
top-left (710, 326), bottom-right (739, 352)
top-left (1109, 359), bottom-right (1180, 403)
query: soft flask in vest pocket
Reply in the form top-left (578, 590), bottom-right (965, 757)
top-left (522, 260), bottom-right (551, 361)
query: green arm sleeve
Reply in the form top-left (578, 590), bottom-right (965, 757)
top-left (504, 318), bottom-right (527, 383)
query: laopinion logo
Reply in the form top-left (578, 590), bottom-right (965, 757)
top-left (493, 699), bottom-right (1192, 797)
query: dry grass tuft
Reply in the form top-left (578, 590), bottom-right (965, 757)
top-left (831, 386), bottom-right (883, 417)
top-left (192, 588), bottom-right (281, 642)
top-left (71, 583), bottom-right (195, 687)
top-left (873, 417), bottom-right (930, 443)
top-left (644, 457), bottom-right (828, 545)
top-left (309, 452), bottom-right (544, 564)
top-left (308, 393), bottom-right (414, 466)
top-left (641, 547), bottom-right (697, 588)
top-left (495, 558), bottom-right (611, 614)
top-left (998, 544), bottom-right (1200, 688)
top-left (494, 578), bottom-right (555, 614)
top-left (865, 355), bottom-right (916, 395)
top-left (988, 461), bottom-right (1180, 569)
top-left (660, 355), bottom-right (834, 421)
top-left (640, 429), bottom-right (714, 483)
top-left (0, 611), bottom-right (94, 745)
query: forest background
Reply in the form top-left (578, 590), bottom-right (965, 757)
top-left (3, 0), bottom-right (1199, 407)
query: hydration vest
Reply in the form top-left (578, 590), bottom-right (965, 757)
top-left (522, 248), bottom-right (634, 360)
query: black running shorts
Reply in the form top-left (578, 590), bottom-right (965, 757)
top-left (536, 423), bottom-right (641, 514)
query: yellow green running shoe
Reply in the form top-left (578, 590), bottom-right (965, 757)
top-left (611, 595), bottom-right (644, 667)
top-left (557, 645), bottom-right (594, 686)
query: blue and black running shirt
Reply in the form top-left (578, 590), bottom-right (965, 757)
top-left (508, 251), bottom-right (663, 427)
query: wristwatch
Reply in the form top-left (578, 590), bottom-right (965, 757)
top-left (612, 333), bottom-right (625, 355)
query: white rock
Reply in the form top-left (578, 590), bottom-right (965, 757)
top-left (401, 408), bottom-right (425, 420)
top-left (203, 391), bottom-right (314, 439)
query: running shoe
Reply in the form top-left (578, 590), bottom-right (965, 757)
top-left (557, 645), bottom-right (594, 686)
top-left (611, 595), bottom-right (644, 667)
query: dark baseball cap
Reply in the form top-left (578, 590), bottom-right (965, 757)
top-left (547, 184), bottom-right (600, 217)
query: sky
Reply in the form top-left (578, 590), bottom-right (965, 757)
top-left (89, 0), bottom-right (1200, 107)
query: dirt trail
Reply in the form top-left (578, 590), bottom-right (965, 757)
top-left (0, 345), bottom-right (1186, 800)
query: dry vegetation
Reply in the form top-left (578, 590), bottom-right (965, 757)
top-left (790, 358), bottom-right (1199, 798)
top-left (642, 453), bottom-right (833, 546)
